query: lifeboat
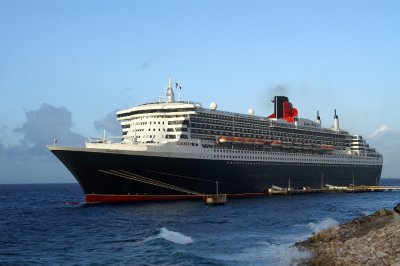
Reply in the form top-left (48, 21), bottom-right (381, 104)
top-left (271, 140), bottom-right (283, 147)
top-left (218, 136), bottom-right (266, 145)
top-left (219, 136), bottom-right (234, 143)
top-left (320, 144), bottom-right (335, 150)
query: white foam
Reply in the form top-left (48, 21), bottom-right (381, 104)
top-left (286, 247), bottom-right (313, 265)
top-left (362, 210), bottom-right (372, 216)
top-left (138, 235), bottom-right (158, 244)
top-left (158, 227), bottom-right (194, 245)
top-left (198, 241), bottom-right (311, 265)
top-left (308, 218), bottom-right (339, 233)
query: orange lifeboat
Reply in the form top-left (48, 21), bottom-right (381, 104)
top-left (219, 136), bottom-right (234, 143)
top-left (271, 140), bottom-right (283, 147)
top-left (320, 144), bottom-right (335, 150)
top-left (219, 136), bottom-right (268, 145)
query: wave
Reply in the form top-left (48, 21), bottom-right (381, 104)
top-left (158, 227), bottom-right (194, 244)
top-left (138, 227), bottom-right (194, 245)
top-left (192, 241), bottom-right (311, 265)
top-left (361, 210), bottom-right (372, 216)
top-left (308, 218), bottom-right (339, 233)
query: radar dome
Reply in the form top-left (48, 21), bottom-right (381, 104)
top-left (248, 108), bottom-right (254, 116)
top-left (210, 102), bottom-right (217, 110)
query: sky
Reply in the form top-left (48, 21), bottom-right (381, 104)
top-left (0, 0), bottom-right (399, 184)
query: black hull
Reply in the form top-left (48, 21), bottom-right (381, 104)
top-left (50, 148), bottom-right (382, 202)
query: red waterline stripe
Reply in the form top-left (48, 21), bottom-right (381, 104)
top-left (85, 193), bottom-right (267, 203)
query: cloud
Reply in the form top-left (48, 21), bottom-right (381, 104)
top-left (0, 104), bottom-right (125, 183)
top-left (369, 124), bottom-right (393, 138)
top-left (13, 103), bottom-right (85, 156)
top-left (93, 110), bottom-right (122, 137)
top-left (368, 125), bottom-right (400, 178)
top-left (0, 103), bottom-right (85, 183)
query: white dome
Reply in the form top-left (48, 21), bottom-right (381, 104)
top-left (210, 102), bottom-right (217, 111)
top-left (248, 108), bottom-right (255, 116)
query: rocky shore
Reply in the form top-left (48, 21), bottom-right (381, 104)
top-left (295, 208), bottom-right (400, 266)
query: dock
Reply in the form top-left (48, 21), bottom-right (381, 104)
top-left (204, 194), bottom-right (227, 205)
top-left (204, 181), bottom-right (227, 205)
top-left (267, 185), bottom-right (400, 196)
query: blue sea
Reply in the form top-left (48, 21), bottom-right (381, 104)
top-left (1, 179), bottom-right (399, 265)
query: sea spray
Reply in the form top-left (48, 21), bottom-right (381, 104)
top-left (195, 241), bottom-right (312, 266)
top-left (308, 218), bottom-right (339, 233)
top-left (138, 228), bottom-right (194, 245)
top-left (158, 227), bottom-right (194, 244)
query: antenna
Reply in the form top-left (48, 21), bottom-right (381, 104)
top-left (165, 77), bottom-right (175, 103)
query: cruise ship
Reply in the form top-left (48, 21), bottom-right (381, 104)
top-left (48, 79), bottom-right (383, 203)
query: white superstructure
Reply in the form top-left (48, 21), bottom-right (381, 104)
top-left (85, 78), bottom-right (382, 169)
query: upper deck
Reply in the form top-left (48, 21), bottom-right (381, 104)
top-left (105, 78), bottom-right (381, 159)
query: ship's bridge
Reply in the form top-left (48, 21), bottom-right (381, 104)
top-left (116, 102), bottom-right (198, 144)
top-left (116, 79), bottom-right (200, 144)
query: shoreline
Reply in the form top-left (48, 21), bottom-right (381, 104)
top-left (294, 207), bottom-right (400, 266)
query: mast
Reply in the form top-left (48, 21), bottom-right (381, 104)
top-left (333, 109), bottom-right (340, 131)
top-left (316, 110), bottom-right (321, 126)
top-left (165, 77), bottom-right (175, 103)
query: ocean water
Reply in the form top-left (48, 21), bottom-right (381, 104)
top-left (1, 179), bottom-right (399, 265)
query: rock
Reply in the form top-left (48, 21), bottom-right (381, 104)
top-left (294, 205), bottom-right (400, 265)
top-left (377, 251), bottom-right (387, 259)
top-left (394, 204), bottom-right (400, 222)
top-left (354, 216), bottom-right (367, 224)
top-left (378, 208), bottom-right (387, 216)
top-left (394, 203), bottom-right (400, 214)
